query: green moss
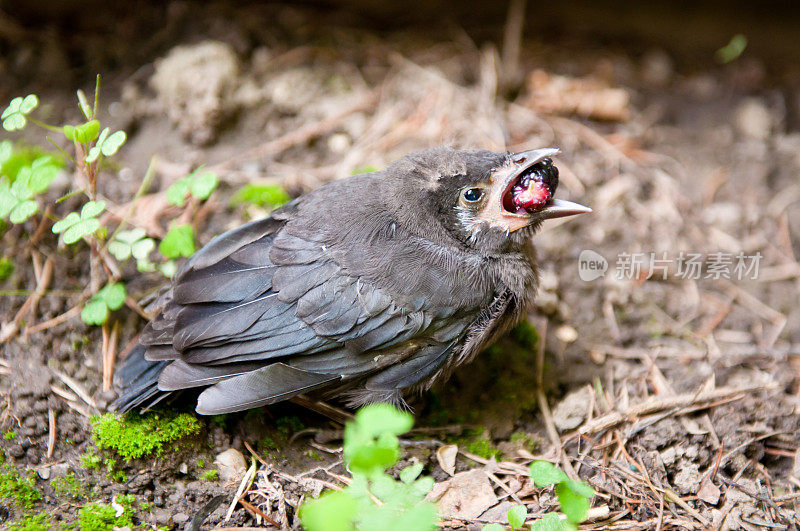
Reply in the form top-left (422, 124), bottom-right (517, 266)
top-left (197, 458), bottom-right (206, 468)
top-left (509, 432), bottom-right (537, 453)
top-left (307, 450), bottom-right (323, 461)
top-left (51, 472), bottom-right (85, 499)
top-left (90, 412), bottom-right (201, 461)
top-left (259, 436), bottom-right (278, 452)
top-left (76, 495), bottom-right (136, 531)
top-left (202, 469), bottom-right (219, 481)
top-left (80, 449), bottom-right (102, 470)
top-left (3, 430), bottom-right (17, 440)
top-left (465, 438), bottom-right (500, 460)
top-left (8, 513), bottom-right (49, 531)
top-left (276, 416), bottom-right (304, 438)
top-left (459, 428), bottom-right (500, 460)
top-left (511, 320), bottom-right (539, 349)
top-left (0, 465), bottom-right (41, 508)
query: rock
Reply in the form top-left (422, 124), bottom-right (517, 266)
top-left (427, 469), bottom-right (498, 519)
top-left (172, 512), bottom-right (189, 525)
top-left (552, 386), bottom-right (593, 431)
top-left (478, 500), bottom-right (517, 523)
top-left (214, 448), bottom-right (247, 485)
top-left (673, 462), bottom-right (702, 494)
top-left (150, 41), bottom-right (240, 145)
top-left (49, 463), bottom-right (70, 478)
top-left (641, 49), bottom-right (673, 87)
top-left (734, 98), bottom-right (772, 139)
top-left (154, 508), bottom-right (172, 526)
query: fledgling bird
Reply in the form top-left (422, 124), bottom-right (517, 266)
top-left (112, 147), bottom-right (590, 415)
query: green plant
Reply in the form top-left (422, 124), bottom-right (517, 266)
top-left (51, 472), bottom-right (85, 500)
top-left (158, 223), bottom-right (195, 259)
top-left (3, 430), bottom-right (17, 440)
top-left (76, 495), bottom-right (135, 531)
top-left (90, 411), bottom-right (201, 461)
top-left (0, 256), bottom-right (14, 280)
top-left (299, 404), bottom-right (438, 531)
top-left (8, 512), bottom-right (50, 531)
top-left (80, 282), bottom-right (126, 326)
top-left (0, 79), bottom-right (219, 333)
top-left (202, 469), bottom-right (219, 481)
top-left (528, 461), bottom-right (595, 530)
top-left (229, 182), bottom-right (290, 209)
top-left (167, 167), bottom-right (218, 206)
top-left (0, 465), bottom-right (41, 508)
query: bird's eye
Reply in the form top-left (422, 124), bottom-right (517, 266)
top-left (462, 188), bottom-right (484, 203)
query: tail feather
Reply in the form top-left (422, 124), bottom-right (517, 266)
top-left (111, 345), bottom-right (172, 413)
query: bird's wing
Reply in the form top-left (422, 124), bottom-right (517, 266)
top-left (138, 214), bottom-right (478, 414)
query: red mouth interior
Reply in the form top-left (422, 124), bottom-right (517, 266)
top-left (502, 166), bottom-right (554, 215)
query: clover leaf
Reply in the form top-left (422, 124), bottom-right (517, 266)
top-left (0, 178), bottom-right (34, 223)
top-left (529, 461), bottom-right (569, 488)
top-left (63, 120), bottom-right (101, 144)
top-left (108, 228), bottom-right (156, 271)
top-left (508, 505), bottom-right (527, 530)
top-left (166, 168), bottom-right (219, 206)
top-left (158, 223), bottom-right (195, 259)
top-left (81, 282), bottom-right (126, 326)
top-left (230, 183), bottom-right (290, 208)
top-left (85, 127), bottom-right (126, 163)
top-left (52, 200), bottom-right (105, 244)
top-left (1, 95), bottom-right (38, 131)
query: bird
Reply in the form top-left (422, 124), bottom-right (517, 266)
top-left (112, 147), bottom-right (591, 415)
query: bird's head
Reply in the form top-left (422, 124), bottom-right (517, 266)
top-left (381, 147), bottom-right (591, 254)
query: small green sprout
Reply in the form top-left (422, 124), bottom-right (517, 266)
top-left (3, 430), bottom-right (17, 440)
top-left (716, 34), bottom-right (747, 63)
top-left (1, 95), bottom-right (38, 131)
top-left (159, 223), bottom-right (195, 259)
top-left (52, 200), bottom-right (105, 244)
top-left (108, 228), bottom-right (156, 272)
top-left (81, 282), bottom-right (126, 326)
top-left (230, 183), bottom-right (290, 209)
top-left (85, 127), bottom-right (126, 163)
top-left (528, 461), bottom-right (596, 530)
top-left (167, 168), bottom-right (219, 206)
top-left (300, 404), bottom-right (438, 531)
top-left (202, 469), bottom-right (219, 481)
top-left (63, 120), bottom-right (101, 144)
top-left (508, 504), bottom-right (527, 529)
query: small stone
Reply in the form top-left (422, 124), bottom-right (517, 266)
top-left (154, 508), bottom-right (171, 525)
top-left (214, 448), bottom-right (247, 485)
top-left (555, 325), bottom-right (578, 343)
top-left (552, 386), bottom-right (593, 431)
top-left (674, 463), bottom-right (702, 494)
top-left (50, 463), bottom-right (70, 478)
top-left (641, 49), bottom-right (673, 87)
top-left (172, 512), bottom-right (189, 525)
top-left (734, 98), bottom-right (772, 139)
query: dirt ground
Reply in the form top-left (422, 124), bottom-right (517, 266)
top-left (1, 2), bottom-right (799, 530)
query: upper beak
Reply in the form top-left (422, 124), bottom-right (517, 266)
top-left (478, 147), bottom-right (592, 233)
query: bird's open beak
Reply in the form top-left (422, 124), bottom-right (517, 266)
top-left (477, 148), bottom-right (592, 233)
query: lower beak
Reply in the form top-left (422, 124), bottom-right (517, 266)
top-left (535, 199), bottom-right (593, 221)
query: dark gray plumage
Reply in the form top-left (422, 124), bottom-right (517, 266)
top-left (112, 147), bottom-right (590, 415)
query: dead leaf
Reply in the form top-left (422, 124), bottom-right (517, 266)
top-left (436, 444), bottom-right (458, 476)
top-left (427, 469), bottom-right (498, 519)
top-left (698, 480), bottom-right (721, 505)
